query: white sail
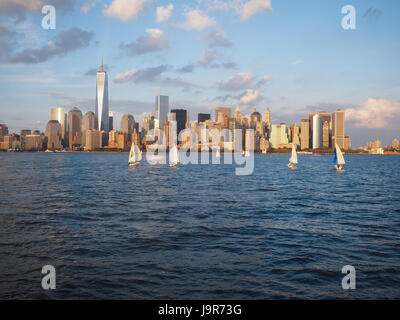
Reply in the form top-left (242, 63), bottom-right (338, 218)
top-left (290, 144), bottom-right (298, 164)
top-left (129, 144), bottom-right (142, 164)
top-left (216, 149), bottom-right (220, 158)
top-left (335, 144), bottom-right (345, 165)
top-left (170, 145), bottom-right (179, 164)
top-left (134, 145), bottom-right (142, 161)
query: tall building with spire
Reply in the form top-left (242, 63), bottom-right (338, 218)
top-left (95, 58), bottom-right (109, 132)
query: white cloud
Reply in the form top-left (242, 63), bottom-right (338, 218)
top-left (220, 72), bottom-right (253, 91)
top-left (346, 98), bottom-right (400, 128)
top-left (239, 89), bottom-right (262, 105)
top-left (103, 0), bottom-right (150, 21)
top-left (81, 1), bottom-right (95, 14)
top-left (240, 0), bottom-right (272, 21)
top-left (156, 3), bottom-right (173, 24)
top-left (199, 0), bottom-right (272, 21)
top-left (180, 9), bottom-right (216, 30)
top-left (120, 28), bottom-right (168, 55)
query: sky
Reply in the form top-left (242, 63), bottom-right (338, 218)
top-left (0, 0), bottom-right (399, 147)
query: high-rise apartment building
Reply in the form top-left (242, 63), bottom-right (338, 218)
top-left (95, 63), bottom-right (109, 132)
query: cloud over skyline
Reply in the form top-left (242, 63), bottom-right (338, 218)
top-left (119, 28), bottom-right (168, 56)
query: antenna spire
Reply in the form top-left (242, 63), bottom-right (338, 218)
top-left (101, 55), bottom-right (104, 72)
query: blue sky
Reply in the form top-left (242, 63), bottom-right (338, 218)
top-left (0, 0), bottom-right (399, 146)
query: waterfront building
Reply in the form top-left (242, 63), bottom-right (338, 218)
top-left (50, 108), bottom-right (67, 146)
top-left (45, 120), bottom-right (62, 150)
top-left (95, 63), bottom-right (109, 132)
top-left (270, 124), bottom-right (289, 148)
top-left (198, 113), bottom-right (211, 123)
top-left (20, 129), bottom-right (31, 150)
top-left (68, 107), bottom-right (83, 148)
top-left (344, 136), bottom-right (351, 150)
top-left (85, 130), bottom-right (102, 151)
top-left (331, 109), bottom-right (345, 149)
top-left (312, 114), bottom-right (323, 149)
top-left (82, 111), bottom-right (97, 147)
top-left (24, 134), bottom-right (42, 151)
top-left (156, 95), bottom-right (169, 129)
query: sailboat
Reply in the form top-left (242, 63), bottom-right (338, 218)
top-left (334, 143), bottom-right (345, 171)
top-left (288, 144), bottom-right (298, 169)
top-left (169, 145), bottom-right (179, 167)
top-left (128, 144), bottom-right (142, 167)
top-left (216, 148), bottom-right (221, 158)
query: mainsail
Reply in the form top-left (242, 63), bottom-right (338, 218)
top-left (129, 144), bottom-right (142, 164)
top-left (170, 145), bottom-right (179, 165)
top-left (290, 144), bottom-right (298, 164)
top-left (334, 144), bottom-right (345, 165)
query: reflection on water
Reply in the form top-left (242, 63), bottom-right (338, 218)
top-left (0, 153), bottom-right (400, 299)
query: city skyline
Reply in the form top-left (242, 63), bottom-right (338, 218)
top-left (0, 1), bottom-right (400, 146)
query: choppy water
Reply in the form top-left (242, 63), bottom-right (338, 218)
top-left (0, 152), bottom-right (399, 299)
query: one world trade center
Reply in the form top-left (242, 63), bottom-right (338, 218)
top-left (95, 60), bottom-right (109, 132)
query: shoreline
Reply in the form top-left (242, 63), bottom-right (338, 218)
top-left (1, 150), bottom-right (398, 155)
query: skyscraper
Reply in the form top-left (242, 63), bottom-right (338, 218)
top-left (121, 114), bottom-right (135, 135)
top-left (156, 95), bottom-right (169, 129)
top-left (82, 111), bottom-right (97, 146)
top-left (68, 107), bottom-right (83, 148)
top-left (170, 109), bottom-right (187, 137)
top-left (95, 62), bottom-right (109, 132)
top-left (45, 120), bottom-right (62, 150)
top-left (50, 107), bottom-right (67, 146)
top-left (332, 109), bottom-right (345, 149)
top-left (312, 114), bottom-right (323, 149)
top-left (300, 119), bottom-right (310, 150)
